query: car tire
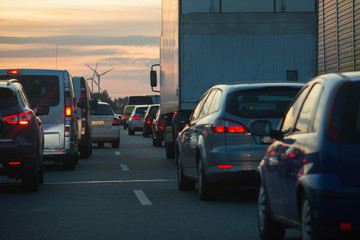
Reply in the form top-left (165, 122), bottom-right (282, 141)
top-left (112, 138), bottom-right (120, 148)
top-left (198, 159), bottom-right (216, 201)
top-left (63, 153), bottom-right (76, 170)
top-left (22, 164), bottom-right (39, 192)
top-left (301, 197), bottom-right (323, 240)
top-left (152, 135), bottom-right (156, 146)
top-left (98, 142), bottom-right (104, 148)
top-left (143, 131), bottom-right (148, 137)
top-left (165, 141), bottom-right (174, 158)
top-left (80, 144), bottom-right (91, 159)
top-left (39, 162), bottom-right (44, 185)
top-left (128, 129), bottom-right (135, 135)
top-left (257, 184), bottom-right (285, 240)
top-left (177, 148), bottom-right (195, 191)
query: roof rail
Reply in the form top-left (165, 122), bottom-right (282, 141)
top-left (7, 79), bottom-right (19, 86)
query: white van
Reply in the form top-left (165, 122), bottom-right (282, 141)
top-left (0, 69), bottom-right (78, 170)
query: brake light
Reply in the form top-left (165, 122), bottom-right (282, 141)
top-left (65, 106), bottom-right (72, 116)
top-left (9, 162), bottom-right (21, 165)
top-left (7, 70), bottom-right (20, 75)
top-left (64, 91), bottom-right (72, 117)
top-left (112, 118), bottom-right (120, 126)
top-left (210, 119), bottom-right (248, 133)
top-left (132, 116), bottom-right (140, 120)
top-left (217, 165), bottom-right (233, 169)
top-left (158, 126), bottom-right (164, 130)
top-left (339, 222), bottom-right (352, 231)
top-left (146, 120), bottom-right (152, 124)
top-left (4, 112), bottom-right (32, 125)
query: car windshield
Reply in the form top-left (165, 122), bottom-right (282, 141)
top-left (0, 88), bottom-right (17, 111)
top-left (226, 86), bottom-right (301, 118)
top-left (0, 75), bottom-right (60, 107)
top-left (92, 104), bottom-right (114, 115)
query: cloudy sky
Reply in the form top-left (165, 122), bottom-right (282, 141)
top-left (0, 0), bottom-right (161, 98)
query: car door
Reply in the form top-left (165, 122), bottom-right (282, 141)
top-left (263, 85), bottom-right (310, 218)
top-left (181, 91), bottom-right (211, 178)
top-left (279, 83), bottom-right (324, 222)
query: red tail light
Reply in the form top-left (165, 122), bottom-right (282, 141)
top-left (132, 116), bottom-right (140, 120)
top-left (7, 70), bottom-right (20, 75)
top-left (217, 165), bottom-right (233, 169)
top-left (146, 120), bottom-right (152, 124)
top-left (339, 222), bottom-right (352, 231)
top-left (65, 106), bottom-right (72, 116)
top-left (64, 91), bottom-right (72, 117)
top-left (210, 119), bottom-right (248, 133)
top-left (112, 118), bottom-right (120, 126)
top-left (4, 112), bottom-right (32, 125)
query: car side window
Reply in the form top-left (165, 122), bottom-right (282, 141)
top-left (281, 86), bottom-right (310, 134)
top-left (191, 91), bottom-right (210, 121)
top-left (199, 90), bottom-right (216, 118)
top-left (294, 84), bottom-right (323, 133)
top-left (208, 90), bottom-right (222, 115)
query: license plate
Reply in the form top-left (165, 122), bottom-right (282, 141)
top-left (92, 120), bottom-right (104, 125)
top-left (260, 136), bottom-right (272, 144)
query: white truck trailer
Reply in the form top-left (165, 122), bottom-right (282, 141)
top-left (151, 0), bottom-right (318, 158)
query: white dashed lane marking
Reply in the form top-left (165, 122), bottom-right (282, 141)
top-left (115, 151), bottom-right (121, 156)
top-left (120, 164), bottom-right (129, 171)
top-left (134, 190), bottom-right (152, 206)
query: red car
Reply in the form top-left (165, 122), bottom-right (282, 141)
top-left (152, 108), bottom-right (164, 146)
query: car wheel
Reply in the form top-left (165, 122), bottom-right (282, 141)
top-left (152, 135), bottom-right (156, 146)
top-left (301, 197), bottom-right (322, 240)
top-left (39, 161), bottom-right (44, 184)
top-left (177, 148), bottom-right (195, 191)
top-left (98, 142), bottom-right (104, 148)
top-left (112, 138), bottom-right (120, 148)
top-left (197, 159), bottom-right (216, 201)
top-left (63, 153), bottom-right (76, 170)
top-left (143, 131), bottom-right (148, 137)
top-left (128, 128), bottom-right (135, 135)
top-left (22, 164), bottom-right (39, 192)
top-left (165, 141), bottom-right (174, 158)
top-left (257, 184), bottom-right (285, 240)
top-left (155, 135), bottom-right (162, 147)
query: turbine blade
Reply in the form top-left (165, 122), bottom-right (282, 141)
top-left (100, 67), bottom-right (115, 76)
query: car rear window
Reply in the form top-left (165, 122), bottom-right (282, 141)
top-left (0, 88), bottom-right (17, 110)
top-left (149, 106), bottom-right (159, 114)
top-left (135, 107), bottom-right (148, 115)
top-left (226, 86), bottom-right (301, 118)
top-left (92, 104), bottom-right (114, 115)
top-left (342, 82), bottom-right (360, 144)
top-left (0, 75), bottom-right (60, 107)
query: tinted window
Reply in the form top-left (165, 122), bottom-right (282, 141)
top-left (128, 96), bottom-right (153, 105)
top-left (149, 106), bottom-right (159, 114)
top-left (226, 87), bottom-right (301, 118)
top-left (294, 84), bottom-right (323, 133)
top-left (0, 75), bottom-right (60, 107)
top-left (342, 82), bottom-right (360, 144)
top-left (92, 104), bottom-right (114, 115)
top-left (0, 88), bottom-right (17, 110)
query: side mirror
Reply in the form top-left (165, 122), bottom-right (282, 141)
top-left (90, 99), bottom-right (98, 110)
top-left (36, 104), bottom-right (50, 116)
top-left (248, 120), bottom-right (272, 136)
top-left (173, 112), bottom-right (189, 125)
top-left (150, 70), bottom-right (157, 87)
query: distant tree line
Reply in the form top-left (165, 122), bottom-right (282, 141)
top-left (92, 90), bottom-right (128, 114)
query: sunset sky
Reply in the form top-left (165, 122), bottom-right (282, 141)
top-left (0, 0), bottom-right (161, 98)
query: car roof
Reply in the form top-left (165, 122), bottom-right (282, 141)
top-left (0, 79), bottom-right (21, 91)
top-left (211, 82), bottom-right (305, 93)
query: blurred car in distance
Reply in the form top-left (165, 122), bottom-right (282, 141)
top-left (73, 76), bottom-right (98, 159)
top-left (250, 73), bottom-right (360, 240)
top-left (117, 114), bottom-right (124, 125)
top-left (152, 108), bottom-right (165, 147)
top-left (128, 105), bottom-right (149, 135)
top-left (0, 79), bottom-right (49, 191)
top-left (123, 105), bottom-right (135, 130)
top-left (0, 69), bottom-right (79, 170)
top-left (91, 102), bottom-right (120, 148)
top-left (143, 104), bottom-right (159, 137)
top-left (176, 82), bottom-right (304, 201)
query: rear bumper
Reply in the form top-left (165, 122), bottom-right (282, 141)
top-left (92, 126), bottom-right (120, 142)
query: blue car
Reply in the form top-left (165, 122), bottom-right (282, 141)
top-left (249, 72), bottom-right (360, 240)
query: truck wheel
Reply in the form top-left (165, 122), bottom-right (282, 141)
top-left (165, 141), bottom-right (174, 158)
top-left (112, 138), bottom-right (120, 148)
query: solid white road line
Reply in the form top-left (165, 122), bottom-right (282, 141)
top-left (115, 151), bottom-right (121, 156)
top-left (134, 190), bottom-right (152, 206)
top-left (120, 164), bottom-right (129, 171)
top-left (44, 179), bottom-right (176, 185)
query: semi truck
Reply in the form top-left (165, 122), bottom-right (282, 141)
top-left (150, 0), bottom-right (318, 158)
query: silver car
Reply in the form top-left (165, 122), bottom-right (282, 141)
top-left (127, 105), bottom-right (149, 135)
top-left (176, 83), bottom-right (304, 201)
top-left (91, 102), bottom-right (120, 148)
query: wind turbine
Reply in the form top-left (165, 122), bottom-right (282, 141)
top-left (85, 62), bottom-right (115, 93)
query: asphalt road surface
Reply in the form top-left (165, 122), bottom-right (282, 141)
top-left (0, 129), bottom-right (302, 240)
